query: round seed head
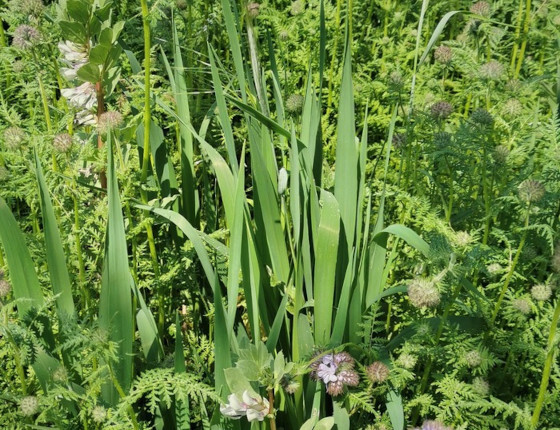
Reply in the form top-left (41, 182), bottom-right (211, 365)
top-left (506, 79), bottom-right (522, 93)
top-left (3, 126), bottom-right (26, 150)
top-left (20, 396), bottom-right (39, 416)
top-left (493, 145), bottom-right (510, 164)
top-left (247, 2), bottom-right (260, 18)
top-left (531, 284), bottom-right (552, 302)
top-left (472, 377), bottom-right (490, 396)
top-left (366, 361), bottom-right (390, 384)
top-left (286, 94), bottom-right (304, 114)
top-left (470, 108), bottom-right (493, 126)
top-left (480, 60), bottom-right (505, 80)
top-left (92, 405), bottom-right (107, 423)
top-left (53, 133), bottom-right (73, 153)
top-left (470, 1), bottom-right (491, 17)
top-left (518, 179), bottom-right (545, 203)
top-left (434, 45), bottom-right (453, 65)
top-left (0, 166), bottom-right (9, 182)
top-left (333, 351), bottom-right (356, 368)
top-left (0, 279), bottom-right (11, 298)
top-left (512, 297), bottom-right (532, 315)
top-left (407, 278), bottom-right (440, 308)
top-left (486, 263), bottom-right (503, 277)
top-left (396, 353), bottom-right (417, 370)
top-left (98, 111), bottom-right (123, 134)
top-left (12, 25), bottom-right (41, 50)
top-left (464, 350), bottom-right (482, 367)
top-left (290, 0), bottom-right (304, 15)
top-left (502, 99), bottom-right (523, 117)
top-left (430, 101), bottom-right (453, 120)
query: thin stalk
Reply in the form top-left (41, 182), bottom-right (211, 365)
top-left (510, 0), bottom-right (525, 72)
top-left (267, 389), bottom-right (276, 430)
top-left (246, 15), bottom-right (268, 115)
top-left (514, 0), bottom-right (532, 79)
top-left (531, 298), bottom-right (560, 428)
top-left (4, 329), bottom-right (28, 394)
top-left (489, 208), bottom-right (530, 325)
top-left (108, 363), bottom-right (140, 430)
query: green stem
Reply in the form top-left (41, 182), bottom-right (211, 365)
top-left (5, 329), bottom-right (28, 395)
top-left (108, 364), bottom-right (140, 430)
top-left (489, 208), bottom-right (530, 325)
top-left (531, 298), bottom-right (560, 428)
top-left (514, 0), bottom-right (532, 79)
top-left (510, 0), bottom-right (525, 72)
top-left (246, 14), bottom-right (268, 115)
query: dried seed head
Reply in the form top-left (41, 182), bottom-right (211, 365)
top-left (0, 166), bottom-right (9, 182)
top-left (480, 60), bottom-right (505, 80)
top-left (531, 284), bottom-right (552, 302)
top-left (470, 1), bottom-right (491, 17)
top-left (434, 45), bottom-right (453, 65)
top-left (493, 145), bottom-right (510, 164)
top-left (396, 353), bottom-right (417, 370)
top-left (20, 396), bottom-right (39, 416)
top-left (92, 405), bottom-right (107, 423)
top-left (290, 0), bottom-right (304, 15)
top-left (464, 350), bottom-right (482, 368)
top-left (0, 279), bottom-right (11, 298)
top-left (98, 111), bottom-right (123, 134)
top-left (3, 126), bottom-right (26, 150)
top-left (472, 377), bottom-right (490, 396)
top-left (247, 2), bottom-right (260, 18)
top-left (366, 361), bottom-right (390, 384)
top-left (502, 99), bottom-right (523, 117)
top-left (53, 133), bottom-right (73, 153)
top-left (486, 263), bottom-right (503, 277)
top-left (512, 297), bottom-right (532, 315)
top-left (286, 94), bottom-right (304, 114)
top-left (518, 179), bottom-right (545, 203)
top-left (430, 101), bottom-right (454, 120)
top-left (12, 25), bottom-right (41, 50)
top-left (407, 278), bottom-right (440, 308)
top-left (470, 108), bottom-right (493, 126)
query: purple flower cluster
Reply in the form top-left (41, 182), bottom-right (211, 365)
top-left (310, 351), bottom-right (359, 396)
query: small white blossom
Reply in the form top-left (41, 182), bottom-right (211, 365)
top-left (220, 390), bottom-right (269, 422)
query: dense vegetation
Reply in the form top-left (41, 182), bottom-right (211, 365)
top-left (0, 0), bottom-right (559, 428)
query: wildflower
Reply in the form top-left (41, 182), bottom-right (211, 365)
top-left (3, 126), bottom-right (26, 150)
top-left (502, 99), bottom-right (522, 117)
top-left (61, 82), bottom-right (97, 111)
top-left (0, 166), bottom-right (8, 182)
top-left (493, 145), bottom-right (510, 164)
top-left (58, 40), bottom-right (88, 81)
top-left (512, 297), bottom-right (532, 315)
top-left (53, 133), bottom-right (73, 153)
top-left (470, 1), bottom-right (491, 17)
top-left (434, 45), bottom-right (453, 65)
top-left (464, 350), bottom-right (482, 368)
top-left (518, 179), bottom-right (545, 203)
top-left (290, 0), bottom-right (304, 16)
top-left (10, 0), bottom-right (44, 16)
top-left (389, 70), bottom-right (404, 90)
top-left (429, 101), bottom-right (453, 120)
top-left (281, 375), bottom-right (300, 394)
top-left (247, 2), bottom-right (260, 18)
top-left (407, 278), bottom-right (440, 309)
top-left (310, 351), bottom-right (359, 396)
top-left (98, 111), bottom-right (123, 134)
top-left (12, 25), bottom-right (40, 50)
top-left (366, 361), bottom-right (390, 384)
top-left (20, 396), bottom-right (39, 416)
top-left (506, 79), bottom-right (522, 93)
top-left (220, 390), bottom-right (270, 422)
top-left (472, 377), bottom-right (490, 396)
top-left (486, 263), bottom-right (502, 277)
top-left (286, 94), bottom-right (304, 114)
top-left (470, 109), bottom-right (493, 126)
top-left (531, 284), bottom-right (552, 302)
top-left (0, 279), bottom-right (11, 298)
top-left (92, 405), bottom-right (107, 423)
top-left (396, 353), bottom-right (417, 370)
top-left (480, 60), bottom-right (505, 81)
top-left (277, 167), bottom-right (288, 195)
top-left (75, 110), bottom-right (97, 126)
top-left (454, 231), bottom-right (472, 248)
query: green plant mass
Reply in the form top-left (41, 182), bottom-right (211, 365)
top-left (1, 0), bottom-right (560, 428)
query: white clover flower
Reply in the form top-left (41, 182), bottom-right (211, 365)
top-left (220, 390), bottom-right (269, 422)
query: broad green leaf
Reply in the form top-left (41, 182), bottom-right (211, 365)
top-left (77, 62), bottom-right (101, 83)
top-left (386, 389), bottom-right (405, 430)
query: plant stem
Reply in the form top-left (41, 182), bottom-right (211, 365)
top-left (268, 389), bottom-right (276, 430)
top-left (246, 15), bottom-right (268, 115)
top-left (514, 0), bottom-right (532, 79)
top-left (531, 297), bottom-right (560, 428)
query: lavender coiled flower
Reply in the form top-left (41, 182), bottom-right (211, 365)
top-left (310, 351), bottom-right (360, 396)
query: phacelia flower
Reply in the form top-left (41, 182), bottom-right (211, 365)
top-left (20, 396), bottom-right (39, 416)
top-left (480, 60), bottom-right (505, 80)
top-left (290, 0), bottom-right (304, 15)
top-left (518, 179), bottom-right (545, 203)
top-left (531, 284), bottom-right (552, 302)
top-left (98, 111), bottom-right (123, 134)
top-left (92, 405), bottom-right (107, 423)
top-left (430, 101), bottom-right (453, 120)
top-left (53, 133), bottom-right (73, 153)
top-left (454, 231), bottom-right (472, 248)
top-left (310, 351), bottom-right (359, 396)
top-left (286, 94), bottom-right (304, 114)
top-left (366, 361), bottom-right (390, 384)
top-left (396, 353), bottom-right (417, 370)
top-left (493, 145), bottom-right (510, 164)
top-left (470, 108), bottom-right (493, 126)
top-left (0, 279), bottom-right (11, 298)
top-left (220, 390), bottom-right (270, 422)
top-left (502, 99), bottom-right (523, 117)
top-left (389, 70), bottom-right (404, 90)
top-left (12, 25), bottom-right (40, 50)
top-left (472, 377), bottom-right (490, 396)
top-left (512, 297), bottom-right (532, 315)
top-left (3, 126), bottom-right (26, 150)
top-left (279, 29), bottom-right (290, 40)
top-left (470, 1), bottom-right (491, 17)
top-left (407, 278), bottom-right (440, 308)
top-left (281, 375), bottom-right (300, 394)
top-left (434, 45), bottom-right (453, 65)
top-left (464, 350), bottom-right (482, 368)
